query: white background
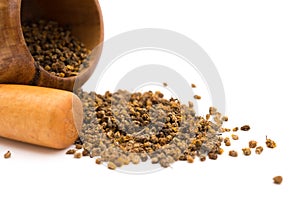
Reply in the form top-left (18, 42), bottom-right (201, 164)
top-left (1, 0), bottom-right (299, 199)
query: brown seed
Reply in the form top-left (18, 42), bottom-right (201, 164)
top-left (218, 148), bottom-right (224, 155)
top-left (194, 95), bottom-right (201, 100)
top-left (191, 83), bottom-right (196, 88)
top-left (82, 149), bottom-right (90, 156)
top-left (200, 156), bottom-right (206, 162)
top-left (4, 151), bottom-right (11, 159)
top-left (160, 158), bottom-right (170, 168)
top-left (266, 137), bottom-right (277, 148)
top-left (231, 134), bottom-right (239, 140)
top-left (241, 125), bottom-right (250, 131)
top-left (221, 116), bottom-right (228, 122)
top-left (74, 152), bottom-right (82, 159)
top-left (75, 144), bottom-right (83, 149)
top-left (224, 137), bottom-right (231, 146)
top-left (255, 146), bottom-right (264, 154)
top-left (107, 162), bottom-right (117, 170)
top-left (187, 155), bottom-right (194, 163)
top-left (232, 127), bottom-right (239, 132)
top-left (273, 176), bottom-right (283, 184)
top-left (66, 149), bottom-right (76, 155)
top-left (151, 157), bottom-right (159, 164)
top-left (208, 152), bottom-right (218, 160)
top-left (163, 82), bottom-right (168, 87)
top-left (242, 148), bottom-right (251, 156)
top-left (209, 107), bottom-right (217, 115)
top-left (95, 158), bottom-right (102, 165)
top-left (249, 140), bottom-right (257, 148)
top-left (229, 150), bottom-right (238, 157)
top-left (206, 114), bottom-right (210, 120)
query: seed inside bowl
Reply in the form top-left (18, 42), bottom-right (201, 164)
top-left (22, 20), bottom-right (91, 78)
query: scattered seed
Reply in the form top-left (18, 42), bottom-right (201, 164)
top-left (255, 146), bottom-right (264, 155)
top-left (66, 149), bottom-right (76, 155)
top-left (191, 83), bottom-right (196, 88)
top-left (163, 82), bottom-right (168, 87)
top-left (232, 127), bottom-right (239, 132)
top-left (231, 134), bottom-right (239, 140)
top-left (208, 152), bottom-right (218, 160)
top-left (95, 158), bottom-right (102, 165)
top-left (242, 148), bottom-right (251, 156)
top-left (75, 144), bottom-right (83, 149)
top-left (107, 162), bottom-right (117, 170)
top-left (249, 140), bottom-right (257, 148)
top-left (74, 152), bottom-right (82, 159)
top-left (221, 116), bottom-right (228, 122)
top-left (266, 137), bottom-right (277, 148)
top-left (218, 148), bottom-right (224, 155)
top-left (224, 137), bottom-right (231, 146)
top-left (151, 157), bottom-right (159, 164)
top-left (82, 149), bottom-right (90, 157)
top-left (241, 125), bottom-right (250, 131)
top-left (4, 151), bottom-right (11, 159)
top-left (209, 107), bottom-right (217, 115)
top-left (229, 150), bottom-right (238, 157)
top-left (187, 155), bottom-right (194, 163)
top-left (200, 156), bottom-right (206, 162)
top-left (273, 176), bottom-right (283, 184)
top-left (194, 95), bottom-right (201, 100)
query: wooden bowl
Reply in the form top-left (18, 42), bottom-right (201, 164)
top-left (0, 0), bottom-right (104, 91)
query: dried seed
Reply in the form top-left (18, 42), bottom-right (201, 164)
top-left (191, 83), bottom-right (196, 88)
top-left (242, 148), bottom-right (251, 156)
top-left (208, 152), bottom-right (218, 160)
top-left (255, 146), bottom-right (264, 155)
top-left (229, 150), bottom-right (238, 157)
top-left (249, 140), bottom-right (257, 148)
top-left (66, 149), bottom-right (76, 155)
top-left (159, 158), bottom-right (170, 168)
top-left (163, 82), bottom-right (168, 87)
top-left (107, 162), bottom-right (117, 170)
top-left (241, 125), bottom-right (250, 131)
top-left (218, 148), bottom-right (224, 155)
top-left (200, 156), bottom-right (206, 162)
top-left (206, 114), bottom-right (210, 120)
top-left (187, 155), bottom-right (194, 163)
top-left (266, 137), bottom-right (277, 148)
top-left (273, 176), bottom-right (283, 184)
top-left (95, 158), bottom-right (102, 165)
top-left (209, 107), bottom-right (217, 115)
top-left (221, 116), bottom-right (228, 122)
top-left (151, 157), bottom-right (159, 164)
top-left (231, 134), bottom-right (239, 140)
top-left (224, 137), bottom-right (231, 146)
top-left (4, 151), bottom-right (11, 159)
top-left (74, 152), bottom-right (82, 159)
top-left (194, 95), bottom-right (201, 100)
top-left (82, 149), bottom-right (90, 157)
top-left (232, 127), bottom-right (239, 132)
top-left (75, 144), bottom-right (83, 149)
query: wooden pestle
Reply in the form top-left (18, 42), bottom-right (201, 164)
top-left (0, 84), bottom-right (83, 149)
top-left (0, 0), bottom-right (104, 91)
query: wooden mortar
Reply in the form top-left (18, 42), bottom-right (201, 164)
top-left (0, 0), bottom-right (104, 91)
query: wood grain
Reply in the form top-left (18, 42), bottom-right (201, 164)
top-left (0, 0), bottom-right (104, 91)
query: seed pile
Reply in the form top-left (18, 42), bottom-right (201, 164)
top-left (74, 89), bottom-right (225, 168)
top-left (22, 20), bottom-right (91, 77)
top-left (69, 88), bottom-right (278, 170)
